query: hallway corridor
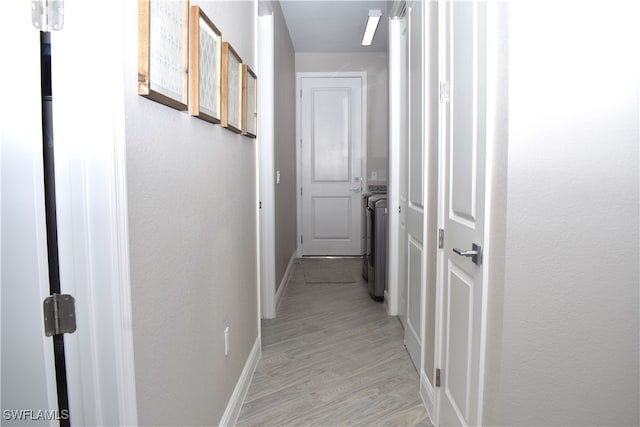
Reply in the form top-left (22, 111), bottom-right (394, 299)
top-left (237, 258), bottom-right (431, 426)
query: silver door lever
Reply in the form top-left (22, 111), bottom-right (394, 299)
top-left (453, 243), bottom-right (482, 265)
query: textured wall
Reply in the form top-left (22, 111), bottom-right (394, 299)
top-left (295, 52), bottom-right (389, 184)
top-left (124, 1), bottom-right (259, 425)
top-left (273, 1), bottom-right (298, 289)
top-left (484, 1), bottom-right (639, 425)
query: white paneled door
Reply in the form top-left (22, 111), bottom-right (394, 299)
top-left (1, 12), bottom-right (58, 422)
top-left (395, 14), bottom-right (409, 330)
top-left (300, 75), bottom-right (364, 256)
top-left (437, 0), bottom-right (487, 425)
top-left (403, 1), bottom-right (424, 372)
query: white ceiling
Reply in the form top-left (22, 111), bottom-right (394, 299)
top-left (278, 0), bottom-right (389, 53)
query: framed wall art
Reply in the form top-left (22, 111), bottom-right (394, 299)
top-left (221, 42), bottom-right (243, 133)
top-left (242, 65), bottom-right (257, 138)
top-left (138, 0), bottom-right (189, 110)
top-left (188, 6), bottom-right (222, 123)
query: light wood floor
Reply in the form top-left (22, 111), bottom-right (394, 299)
top-left (236, 258), bottom-right (432, 427)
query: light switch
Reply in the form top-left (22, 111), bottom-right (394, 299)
top-left (224, 326), bottom-right (230, 356)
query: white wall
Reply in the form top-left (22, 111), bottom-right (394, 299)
top-left (295, 52), bottom-right (389, 184)
top-left (124, 1), bottom-right (259, 424)
top-left (273, 1), bottom-right (297, 289)
top-left (484, 1), bottom-right (640, 425)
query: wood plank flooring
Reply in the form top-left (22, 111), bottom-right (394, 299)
top-left (237, 258), bottom-right (432, 427)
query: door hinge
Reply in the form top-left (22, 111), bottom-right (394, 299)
top-left (300, 187), bottom-right (303, 196)
top-left (438, 228), bottom-right (445, 248)
top-left (43, 293), bottom-right (76, 337)
top-left (300, 89), bottom-right (302, 98)
top-left (32, 0), bottom-right (65, 32)
top-left (435, 368), bottom-right (441, 387)
top-left (439, 81), bottom-right (450, 103)
top-left (259, 201), bottom-right (262, 209)
top-left (301, 235), bottom-right (303, 244)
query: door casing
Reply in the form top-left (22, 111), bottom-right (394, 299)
top-left (387, 8), bottom-right (409, 320)
top-left (257, 10), bottom-right (276, 319)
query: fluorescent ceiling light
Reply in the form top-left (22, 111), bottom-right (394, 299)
top-left (361, 9), bottom-right (382, 46)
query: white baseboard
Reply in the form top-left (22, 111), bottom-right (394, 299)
top-left (219, 336), bottom-right (261, 427)
top-left (420, 371), bottom-right (436, 425)
top-left (384, 290), bottom-right (391, 314)
top-left (275, 251), bottom-right (296, 314)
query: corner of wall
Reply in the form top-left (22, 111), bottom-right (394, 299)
top-left (219, 336), bottom-right (262, 427)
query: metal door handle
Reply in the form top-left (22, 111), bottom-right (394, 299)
top-left (452, 243), bottom-right (483, 265)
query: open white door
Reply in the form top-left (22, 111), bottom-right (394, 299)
top-left (299, 74), bottom-right (365, 256)
top-left (3, 1), bottom-right (137, 425)
top-left (389, 9), bottom-right (409, 327)
top-left (403, 1), bottom-right (425, 371)
top-left (437, 0), bottom-right (488, 425)
top-left (398, 23), bottom-right (409, 329)
top-left (1, 7), bottom-right (59, 423)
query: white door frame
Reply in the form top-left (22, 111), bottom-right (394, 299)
top-left (47, 0), bottom-right (137, 424)
top-left (387, 10), bottom-right (407, 317)
top-left (257, 8), bottom-right (276, 319)
top-left (295, 72), bottom-right (368, 257)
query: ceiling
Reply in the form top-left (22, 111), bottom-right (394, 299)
top-left (278, 1), bottom-right (389, 53)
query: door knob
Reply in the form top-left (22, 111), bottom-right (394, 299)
top-left (453, 243), bottom-right (482, 265)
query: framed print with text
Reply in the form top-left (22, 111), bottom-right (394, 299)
top-left (242, 65), bottom-right (257, 138)
top-left (188, 6), bottom-right (222, 123)
top-left (138, 0), bottom-right (189, 110)
top-left (221, 41), bottom-right (243, 133)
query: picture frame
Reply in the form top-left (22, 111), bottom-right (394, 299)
top-left (188, 6), bottom-right (222, 123)
top-left (221, 42), bottom-right (243, 133)
top-left (138, 0), bottom-right (189, 110)
top-left (242, 65), bottom-right (258, 138)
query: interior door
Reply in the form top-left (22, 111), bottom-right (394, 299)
top-left (300, 76), bottom-right (364, 256)
top-left (438, 0), bottom-right (487, 425)
top-left (403, 1), bottom-right (424, 371)
top-left (396, 14), bottom-right (409, 329)
top-left (1, 7), bottom-right (59, 424)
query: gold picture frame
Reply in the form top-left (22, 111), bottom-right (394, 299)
top-left (221, 42), bottom-right (243, 133)
top-left (138, 0), bottom-right (189, 110)
top-left (188, 6), bottom-right (222, 123)
top-left (242, 65), bottom-right (257, 138)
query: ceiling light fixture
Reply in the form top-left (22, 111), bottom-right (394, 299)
top-left (361, 9), bottom-right (382, 46)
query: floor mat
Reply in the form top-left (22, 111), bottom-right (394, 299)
top-left (302, 258), bottom-right (358, 284)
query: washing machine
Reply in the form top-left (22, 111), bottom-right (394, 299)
top-left (362, 186), bottom-right (386, 280)
top-left (366, 194), bottom-right (387, 301)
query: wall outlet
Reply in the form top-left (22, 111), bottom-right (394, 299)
top-left (371, 171), bottom-right (378, 180)
top-left (224, 326), bottom-right (230, 356)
